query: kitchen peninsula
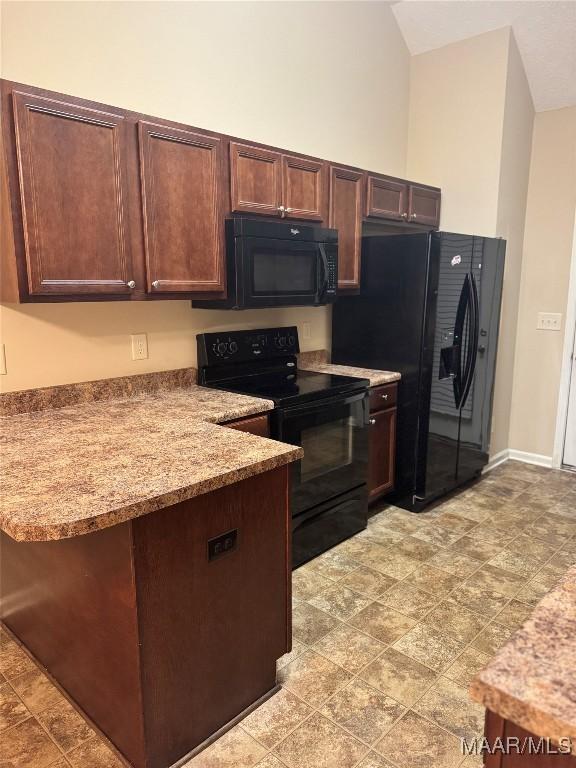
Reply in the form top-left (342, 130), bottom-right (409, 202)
top-left (0, 372), bottom-right (302, 768)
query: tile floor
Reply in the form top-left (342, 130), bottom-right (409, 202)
top-left (1, 461), bottom-right (575, 768)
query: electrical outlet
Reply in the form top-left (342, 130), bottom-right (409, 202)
top-left (303, 321), bottom-right (312, 340)
top-left (536, 312), bottom-right (562, 331)
top-left (0, 344), bottom-right (6, 375)
top-left (130, 333), bottom-right (148, 360)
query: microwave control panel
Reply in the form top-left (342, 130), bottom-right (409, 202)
top-left (197, 326), bottom-right (300, 366)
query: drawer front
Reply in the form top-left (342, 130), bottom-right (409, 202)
top-left (224, 414), bottom-right (270, 437)
top-left (369, 383), bottom-right (397, 412)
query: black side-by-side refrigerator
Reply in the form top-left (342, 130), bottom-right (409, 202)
top-left (332, 232), bottom-right (506, 511)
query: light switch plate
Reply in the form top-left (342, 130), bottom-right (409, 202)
top-left (303, 322), bottom-right (312, 340)
top-left (536, 312), bottom-right (562, 331)
top-left (131, 333), bottom-right (148, 360)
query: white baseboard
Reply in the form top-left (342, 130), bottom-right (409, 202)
top-left (484, 448), bottom-right (554, 473)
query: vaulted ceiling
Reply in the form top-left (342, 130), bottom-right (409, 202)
top-left (392, 1), bottom-right (576, 112)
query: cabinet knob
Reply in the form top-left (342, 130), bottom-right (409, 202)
top-left (127, 280), bottom-right (136, 289)
top-left (152, 280), bottom-right (160, 289)
top-left (278, 205), bottom-right (285, 212)
top-left (411, 213), bottom-right (417, 219)
top-left (369, 418), bottom-right (376, 425)
top-left (400, 212), bottom-right (408, 219)
top-left (285, 207), bottom-right (292, 213)
top-left (381, 393), bottom-right (388, 400)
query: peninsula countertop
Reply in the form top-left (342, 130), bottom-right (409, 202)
top-left (298, 361), bottom-right (401, 387)
top-left (0, 386), bottom-right (302, 542)
top-left (470, 562), bottom-right (576, 747)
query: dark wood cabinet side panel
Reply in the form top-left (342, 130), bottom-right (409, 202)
top-left (484, 710), bottom-right (576, 767)
top-left (223, 414), bottom-right (270, 437)
top-left (138, 121), bottom-right (226, 294)
top-left (133, 466), bottom-right (290, 768)
top-left (329, 166), bottom-right (363, 291)
top-left (0, 526), bottom-right (145, 768)
top-left (12, 91), bottom-right (135, 296)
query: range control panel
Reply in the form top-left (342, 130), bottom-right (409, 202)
top-left (197, 326), bottom-right (300, 366)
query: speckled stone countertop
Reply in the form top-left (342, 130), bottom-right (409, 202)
top-left (470, 564), bottom-right (576, 745)
top-left (0, 386), bottom-right (302, 543)
top-left (298, 361), bottom-right (401, 387)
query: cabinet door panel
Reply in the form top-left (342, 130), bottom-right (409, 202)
top-left (408, 184), bottom-right (441, 227)
top-left (283, 155), bottom-right (325, 221)
top-left (12, 91), bottom-right (134, 296)
top-left (139, 121), bottom-right (225, 294)
top-left (329, 166), bottom-right (363, 290)
top-left (366, 176), bottom-right (407, 221)
top-left (230, 142), bottom-right (282, 216)
top-left (369, 407), bottom-right (397, 499)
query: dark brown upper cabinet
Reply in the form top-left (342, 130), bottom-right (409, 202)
top-left (229, 142), bottom-right (283, 217)
top-left (329, 166), bottom-right (364, 291)
top-left (11, 90), bottom-right (136, 297)
top-left (366, 175), bottom-right (408, 222)
top-left (408, 184), bottom-right (441, 227)
top-left (282, 155), bottom-right (325, 221)
top-left (230, 142), bottom-right (326, 221)
top-left (138, 121), bottom-right (226, 295)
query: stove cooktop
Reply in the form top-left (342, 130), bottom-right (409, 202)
top-left (209, 369), bottom-right (370, 407)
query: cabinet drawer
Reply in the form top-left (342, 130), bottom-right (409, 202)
top-left (223, 414), bottom-right (270, 437)
top-left (369, 383), bottom-right (397, 412)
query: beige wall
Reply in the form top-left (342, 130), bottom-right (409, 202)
top-left (0, 1), bottom-right (410, 392)
top-left (509, 107), bottom-right (576, 458)
top-left (407, 28), bottom-right (534, 457)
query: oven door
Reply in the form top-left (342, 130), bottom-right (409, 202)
top-left (239, 237), bottom-right (329, 307)
top-left (276, 390), bottom-right (369, 517)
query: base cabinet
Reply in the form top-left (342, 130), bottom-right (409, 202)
top-left (368, 383), bottom-right (397, 501)
top-left (483, 710), bottom-right (576, 767)
top-left (0, 466), bottom-right (290, 768)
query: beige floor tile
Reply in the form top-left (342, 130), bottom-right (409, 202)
top-left (472, 564), bottom-right (524, 598)
top-left (359, 648), bottom-right (437, 706)
top-left (375, 710), bottom-right (463, 768)
top-left (255, 756), bottom-right (287, 768)
top-left (392, 536), bottom-right (438, 562)
top-left (291, 602), bottom-right (340, 644)
top-left (392, 624), bottom-right (466, 672)
top-left (349, 542), bottom-right (397, 572)
top-left (434, 512), bottom-right (478, 534)
top-left (450, 582), bottom-right (509, 618)
top-left (411, 524), bottom-right (464, 548)
top-left (371, 552), bottom-right (422, 580)
top-left (377, 584), bottom-right (435, 620)
top-left (37, 697), bottom-right (94, 753)
top-left (422, 600), bottom-right (487, 644)
top-left (515, 576), bottom-right (551, 608)
top-left (314, 624), bottom-right (384, 675)
top-left (487, 549), bottom-right (541, 578)
top-left (274, 711), bottom-right (366, 768)
top-left (321, 679), bottom-right (405, 744)
top-left (0, 681), bottom-right (29, 732)
top-left (1, 716), bottom-right (62, 768)
top-left (426, 549), bottom-right (482, 578)
top-left (445, 647), bottom-right (491, 687)
top-left (292, 565), bottom-right (333, 601)
top-left (548, 548), bottom-right (576, 571)
top-left (450, 535), bottom-right (498, 562)
top-left (358, 526), bottom-right (406, 548)
top-left (10, 668), bottom-right (64, 715)
top-left (373, 515), bottom-right (422, 536)
top-left (241, 688), bottom-right (311, 750)
top-left (464, 523), bottom-right (515, 548)
top-left (278, 650), bottom-right (351, 707)
top-left (527, 517), bottom-right (575, 547)
top-left (339, 567), bottom-right (397, 598)
top-left (412, 677), bottom-right (485, 741)
top-left (186, 726), bottom-right (266, 768)
top-left (494, 600), bottom-right (532, 630)
top-left (277, 640), bottom-right (306, 671)
top-left (309, 584), bottom-right (372, 620)
top-left (406, 565), bottom-right (461, 597)
top-left (306, 551), bottom-right (359, 581)
top-left (445, 502), bottom-right (492, 524)
top-left (0, 633), bottom-right (37, 679)
top-left (532, 563), bottom-right (565, 590)
top-left (470, 622), bottom-right (515, 656)
top-left (348, 604), bottom-right (416, 644)
top-left (356, 753), bottom-right (395, 768)
top-left (505, 534), bottom-right (558, 562)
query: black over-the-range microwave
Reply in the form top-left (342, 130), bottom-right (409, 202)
top-left (193, 217), bottom-right (338, 310)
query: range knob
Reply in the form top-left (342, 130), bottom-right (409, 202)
top-left (217, 341), bottom-right (227, 355)
top-left (229, 341), bottom-right (238, 354)
top-left (279, 336), bottom-right (287, 347)
top-left (288, 335), bottom-right (296, 347)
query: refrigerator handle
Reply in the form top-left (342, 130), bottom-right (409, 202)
top-left (452, 273), bottom-right (471, 408)
top-left (460, 272), bottom-right (480, 410)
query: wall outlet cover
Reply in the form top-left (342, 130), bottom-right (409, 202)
top-left (131, 333), bottom-right (149, 360)
top-left (536, 312), bottom-right (562, 331)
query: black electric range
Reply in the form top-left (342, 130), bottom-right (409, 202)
top-left (197, 326), bottom-right (370, 567)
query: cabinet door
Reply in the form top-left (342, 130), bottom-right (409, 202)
top-left (12, 91), bottom-right (135, 296)
top-left (366, 175), bottom-right (408, 221)
top-left (329, 166), bottom-right (363, 290)
top-left (139, 121), bottom-right (225, 294)
top-left (282, 155), bottom-right (325, 221)
top-left (368, 407), bottom-right (397, 499)
top-left (230, 142), bottom-right (282, 216)
top-left (408, 184), bottom-right (441, 227)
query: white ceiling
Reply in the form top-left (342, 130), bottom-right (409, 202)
top-left (391, 1), bottom-right (576, 112)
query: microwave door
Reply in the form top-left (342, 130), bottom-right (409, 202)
top-left (243, 238), bottom-right (321, 308)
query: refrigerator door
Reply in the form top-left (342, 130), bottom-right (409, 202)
top-left (457, 237), bottom-right (506, 480)
top-left (414, 232), bottom-right (476, 505)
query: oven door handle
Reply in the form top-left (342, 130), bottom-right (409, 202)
top-left (277, 389), bottom-right (368, 420)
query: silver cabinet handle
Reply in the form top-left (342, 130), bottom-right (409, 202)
top-left (369, 418), bottom-right (376, 425)
top-left (152, 280), bottom-right (160, 289)
top-left (400, 212), bottom-right (408, 219)
top-left (381, 393), bottom-right (388, 400)
top-left (411, 213), bottom-right (417, 219)
top-left (127, 280), bottom-right (136, 289)
top-left (285, 207), bottom-right (293, 213)
top-left (277, 205), bottom-right (285, 212)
